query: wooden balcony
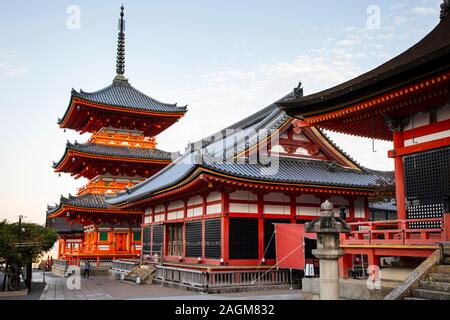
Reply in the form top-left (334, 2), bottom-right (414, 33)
top-left (61, 242), bottom-right (141, 259)
top-left (341, 218), bottom-right (445, 246)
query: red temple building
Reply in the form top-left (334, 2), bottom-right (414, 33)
top-left (279, 2), bottom-right (450, 276)
top-left (107, 101), bottom-right (385, 271)
top-left (46, 7), bottom-right (187, 263)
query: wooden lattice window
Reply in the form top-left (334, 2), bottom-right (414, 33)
top-left (167, 224), bottom-right (184, 256)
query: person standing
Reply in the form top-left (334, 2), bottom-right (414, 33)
top-left (83, 260), bottom-right (91, 279)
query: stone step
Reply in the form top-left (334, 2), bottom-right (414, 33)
top-left (419, 280), bottom-right (450, 292)
top-left (411, 288), bottom-right (450, 300)
top-left (428, 272), bottom-right (450, 283)
top-left (442, 248), bottom-right (450, 257)
top-left (120, 278), bottom-right (140, 285)
top-left (433, 265), bottom-right (450, 274)
top-left (404, 296), bottom-right (427, 300)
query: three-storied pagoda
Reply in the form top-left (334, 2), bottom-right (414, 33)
top-left (46, 6), bottom-right (187, 263)
top-left (278, 1), bottom-right (450, 276)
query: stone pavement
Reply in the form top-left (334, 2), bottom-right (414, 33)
top-left (39, 275), bottom-right (308, 300)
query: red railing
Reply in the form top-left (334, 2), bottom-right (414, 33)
top-left (64, 243), bottom-right (141, 256)
top-left (341, 218), bottom-right (444, 246)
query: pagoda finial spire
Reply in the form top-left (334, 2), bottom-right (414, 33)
top-left (115, 5), bottom-right (126, 78)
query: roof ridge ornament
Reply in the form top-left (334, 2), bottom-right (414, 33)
top-left (293, 81), bottom-right (304, 98)
top-left (441, 0), bottom-right (450, 19)
top-left (115, 5), bottom-right (127, 81)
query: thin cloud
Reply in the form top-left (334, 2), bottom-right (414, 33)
top-left (0, 51), bottom-right (27, 77)
top-left (412, 6), bottom-right (437, 15)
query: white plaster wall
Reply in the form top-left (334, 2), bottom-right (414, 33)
top-left (207, 192), bottom-right (222, 202)
top-left (296, 194), bottom-right (321, 204)
top-left (296, 206), bottom-right (321, 216)
top-left (229, 190), bottom-right (257, 201)
top-left (206, 203), bottom-right (222, 215)
top-left (264, 204), bottom-right (291, 215)
top-left (264, 192), bottom-right (290, 202)
top-left (229, 202), bottom-right (258, 213)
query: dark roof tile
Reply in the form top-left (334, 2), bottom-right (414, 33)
top-left (53, 142), bottom-right (175, 168)
top-left (72, 78), bottom-right (187, 114)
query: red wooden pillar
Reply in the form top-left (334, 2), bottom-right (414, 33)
top-left (367, 249), bottom-right (380, 268)
top-left (163, 204), bottom-right (169, 258)
top-left (290, 194), bottom-right (297, 223)
top-left (221, 191), bottom-right (230, 263)
top-left (183, 199), bottom-right (187, 259)
top-left (364, 197), bottom-right (370, 220)
top-left (443, 213), bottom-right (450, 242)
top-left (202, 194), bottom-right (207, 260)
top-left (258, 193), bottom-right (265, 261)
top-left (163, 224), bottom-right (168, 258)
top-left (393, 130), bottom-right (407, 220)
top-left (348, 197), bottom-right (355, 222)
top-left (339, 254), bottom-right (352, 279)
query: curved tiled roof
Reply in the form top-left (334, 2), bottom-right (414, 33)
top-left (46, 217), bottom-right (84, 234)
top-left (53, 141), bottom-right (175, 168)
top-left (206, 157), bottom-right (381, 188)
top-left (70, 78), bottom-right (187, 114)
top-left (279, 12), bottom-right (450, 116)
top-left (369, 201), bottom-right (397, 212)
top-left (106, 100), bottom-right (385, 206)
top-left (47, 193), bottom-right (109, 215)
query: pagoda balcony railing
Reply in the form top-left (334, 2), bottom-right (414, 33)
top-left (65, 243), bottom-right (141, 256)
top-left (65, 259), bottom-right (114, 269)
top-left (53, 259), bottom-right (69, 268)
top-left (341, 218), bottom-right (444, 246)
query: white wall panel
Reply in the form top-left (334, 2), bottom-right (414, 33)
top-left (206, 203), bottom-right (222, 215)
top-left (296, 194), bottom-right (321, 204)
top-left (296, 206), bottom-right (320, 216)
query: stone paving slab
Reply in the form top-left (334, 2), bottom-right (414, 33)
top-left (39, 275), bottom-right (305, 300)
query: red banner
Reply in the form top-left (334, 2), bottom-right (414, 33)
top-left (275, 224), bottom-right (306, 269)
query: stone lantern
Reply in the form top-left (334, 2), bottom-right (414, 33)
top-left (305, 200), bottom-right (351, 300)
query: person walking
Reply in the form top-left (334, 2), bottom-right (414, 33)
top-left (83, 260), bottom-right (91, 279)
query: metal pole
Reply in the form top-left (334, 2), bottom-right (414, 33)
top-left (289, 268), bottom-right (293, 290)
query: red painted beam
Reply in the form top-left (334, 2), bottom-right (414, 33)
top-left (389, 136), bottom-right (450, 158)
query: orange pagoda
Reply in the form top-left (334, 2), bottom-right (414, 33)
top-left (46, 6), bottom-right (187, 263)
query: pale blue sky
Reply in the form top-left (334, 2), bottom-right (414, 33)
top-left (0, 0), bottom-right (443, 224)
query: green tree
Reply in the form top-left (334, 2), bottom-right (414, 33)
top-left (369, 178), bottom-right (396, 204)
top-left (0, 219), bottom-right (58, 292)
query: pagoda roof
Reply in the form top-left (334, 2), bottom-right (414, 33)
top-left (68, 78), bottom-right (187, 116)
top-left (278, 9), bottom-right (450, 118)
top-left (53, 141), bottom-right (175, 169)
top-left (47, 193), bottom-right (109, 215)
top-left (107, 100), bottom-right (384, 207)
top-left (47, 193), bottom-right (142, 217)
